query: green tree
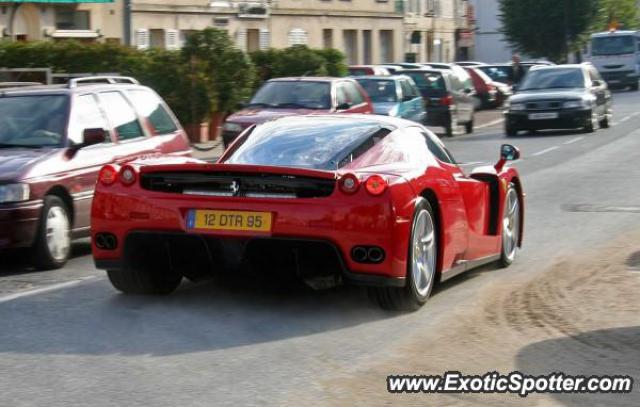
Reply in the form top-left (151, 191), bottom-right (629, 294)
top-left (181, 28), bottom-right (255, 114)
top-left (591, 0), bottom-right (639, 32)
top-left (499, 0), bottom-right (599, 62)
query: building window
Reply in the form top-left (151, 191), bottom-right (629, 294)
top-left (379, 30), bottom-right (394, 63)
top-left (343, 29), bottom-right (358, 64)
top-left (362, 30), bottom-right (372, 65)
top-left (55, 7), bottom-right (90, 30)
top-left (425, 0), bottom-right (441, 16)
top-left (323, 29), bottom-right (333, 49)
top-left (288, 28), bottom-right (308, 46)
top-left (149, 29), bottom-right (165, 49)
top-left (247, 29), bottom-right (260, 52)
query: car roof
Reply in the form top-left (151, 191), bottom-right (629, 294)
top-left (265, 113), bottom-right (418, 129)
top-left (592, 30), bottom-right (638, 37)
top-left (529, 64), bottom-right (585, 71)
top-left (0, 82), bottom-right (149, 96)
top-left (267, 77), bottom-right (344, 83)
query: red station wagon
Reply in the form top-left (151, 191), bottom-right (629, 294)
top-left (221, 77), bottom-right (373, 146)
top-left (0, 76), bottom-right (191, 269)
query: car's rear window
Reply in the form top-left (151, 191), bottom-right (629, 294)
top-left (348, 68), bottom-right (372, 76)
top-left (356, 79), bottom-right (399, 103)
top-left (0, 95), bottom-right (69, 147)
top-left (478, 66), bottom-right (512, 83)
top-left (224, 117), bottom-right (392, 170)
top-left (250, 81), bottom-right (331, 110)
top-left (404, 72), bottom-right (447, 95)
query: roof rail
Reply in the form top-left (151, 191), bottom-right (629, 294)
top-left (68, 76), bottom-right (139, 88)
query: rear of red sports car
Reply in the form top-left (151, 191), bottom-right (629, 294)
top-left (92, 116), bottom-right (420, 292)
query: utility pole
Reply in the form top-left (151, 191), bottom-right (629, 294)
top-left (124, 0), bottom-right (132, 46)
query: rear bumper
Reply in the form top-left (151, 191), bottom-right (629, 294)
top-left (0, 200), bottom-right (42, 249)
top-left (91, 182), bottom-right (416, 287)
top-left (601, 71), bottom-right (638, 86)
top-left (505, 109), bottom-right (591, 130)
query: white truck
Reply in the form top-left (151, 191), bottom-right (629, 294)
top-left (585, 30), bottom-right (640, 90)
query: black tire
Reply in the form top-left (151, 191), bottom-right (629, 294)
top-left (31, 195), bottom-right (71, 270)
top-left (107, 267), bottom-right (182, 295)
top-left (445, 115), bottom-right (457, 137)
top-left (630, 83), bottom-right (639, 91)
top-left (368, 199), bottom-right (437, 311)
top-left (505, 126), bottom-right (518, 137)
top-left (599, 111), bottom-right (610, 128)
top-left (464, 117), bottom-right (474, 134)
top-left (499, 183), bottom-right (521, 268)
top-left (583, 110), bottom-right (596, 133)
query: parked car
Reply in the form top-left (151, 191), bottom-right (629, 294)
top-left (221, 77), bottom-right (373, 147)
top-left (0, 76), bottom-right (191, 268)
top-left (477, 64), bottom-right (514, 85)
top-left (464, 67), bottom-right (499, 109)
top-left (455, 61), bottom-right (487, 67)
top-left (92, 114), bottom-right (524, 311)
top-left (504, 63), bottom-right (612, 136)
top-left (354, 75), bottom-right (426, 123)
top-left (348, 65), bottom-right (391, 76)
top-left (379, 63), bottom-right (426, 70)
top-left (398, 69), bottom-right (475, 136)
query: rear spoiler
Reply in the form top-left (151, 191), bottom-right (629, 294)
top-left (138, 163), bottom-right (338, 180)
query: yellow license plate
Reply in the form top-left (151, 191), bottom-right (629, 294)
top-left (188, 210), bottom-right (272, 233)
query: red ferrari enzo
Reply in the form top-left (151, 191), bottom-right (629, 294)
top-left (91, 115), bottom-right (524, 310)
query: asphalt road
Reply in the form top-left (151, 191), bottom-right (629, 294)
top-left (1, 93), bottom-right (640, 406)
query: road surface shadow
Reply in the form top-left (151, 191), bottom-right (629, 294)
top-left (0, 272), bottom-right (401, 356)
top-left (515, 326), bottom-right (640, 406)
top-left (0, 240), bottom-right (91, 276)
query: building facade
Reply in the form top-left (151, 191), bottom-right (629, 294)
top-left (403, 0), bottom-right (473, 63)
top-left (0, 0), bottom-right (122, 42)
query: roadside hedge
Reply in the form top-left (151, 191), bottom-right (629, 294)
top-left (0, 30), bottom-right (347, 126)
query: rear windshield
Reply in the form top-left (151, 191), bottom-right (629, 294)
top-left (224, 118), bottom-right (391, 170)
top-left (0, 94), bottom-right (69, 148)
top-left (519, 68), bottom-right (585, 91)
top-left (249, 81), bottom-right (331, 110)
top-left (478, 66), bottom-right (512, 83)
top-left (356, 79), bottom-right (398, 102)
top-left (348, 68), bottom-right (372, 76)
top-left (403, 72), bottom-right (447, 95)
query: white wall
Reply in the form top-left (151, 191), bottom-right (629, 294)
top-left (470, 0), bottom-right (515, 63)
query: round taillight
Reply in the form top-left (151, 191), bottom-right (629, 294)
top-left (338, 173), bottom-right (360, 194)
top-left (98, 165), bottom-right (118, 186)
top-left (119, 165), bottom-right (137, 186)
top-left (365, 175), bottom-right (387, 196)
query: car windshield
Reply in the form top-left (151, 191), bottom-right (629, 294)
top-left (0, 95), bottom-right (69, 148)
top-left (478, 66), bottom-right (512, 83)
top-left (249, 81), bottom-right (332, 110)
top-left (519, 68), bottom-right (585, 91)
top-left (592, 35), bottom-right (635, 56)
top-left (356, 79), bottom-right (398, 103)
top-left (224, 118), bottom-right (391, 170)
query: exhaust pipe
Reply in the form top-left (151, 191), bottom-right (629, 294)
top-left (351, 246), bottom-right (368, 263)
top-left (367, 247), bottom-right (385, 263)
top-left (95, 233), bottom-right (118, 250)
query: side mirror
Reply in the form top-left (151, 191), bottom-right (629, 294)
top-left (82, 128), bottom-right (107, 147)
top-left (336, 102), bottom-right (352, 110)
top-left (495, 144), bottom-right (520, 171)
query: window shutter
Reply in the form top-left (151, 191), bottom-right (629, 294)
top-left (287, 28), bottom-right (308, 46)
top-left (259, 29), bottom-right (270, 50)
top-left (165, 29), bottom-right (179, 50)
top-left (135, 29), bottom-right (149, 50)
top-left (236, 28), bottom-right (247, 51)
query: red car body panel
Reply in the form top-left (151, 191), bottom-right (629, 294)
top-left (92, 116), bottom-right (523, 285)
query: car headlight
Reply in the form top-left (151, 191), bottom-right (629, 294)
top-left (563, 100), bottom-right (588, 109)
top-left (509, 103), bottom-right (525, 111)
top-left (0, 184), bottom-right (30, 204)
top-left (223, 122), bottom-right (243, 133)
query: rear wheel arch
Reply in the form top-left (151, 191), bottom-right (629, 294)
top-left (419, 189), bottom-right (443, 280)
top-left (44, 185), bottom-right (74, 227)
